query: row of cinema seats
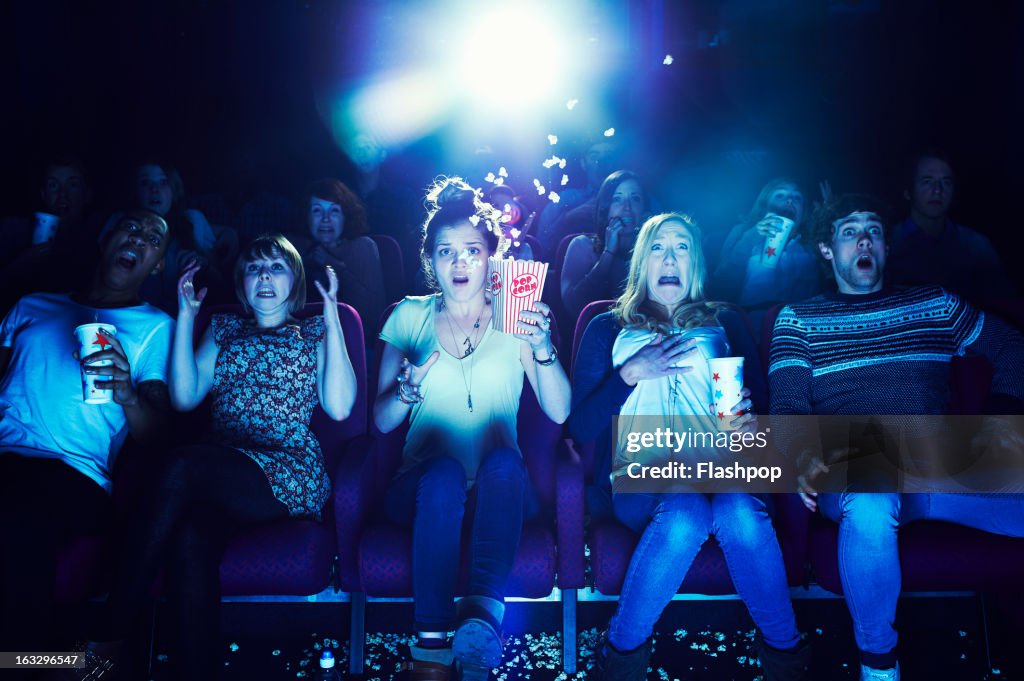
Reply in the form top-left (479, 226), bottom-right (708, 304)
top-left (50, 297), bottom-right (1024, 677)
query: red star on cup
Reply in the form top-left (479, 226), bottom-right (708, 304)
top-left (712, 372), bottom-right (720, 381)
top-left (93, 333), bottom-right (112, 351)
top-left (765, 246), bottom-right (777, 257)
top-left (718, 411), bottom-right (725, 420)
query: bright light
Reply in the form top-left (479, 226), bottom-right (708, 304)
top-left (455, 3), bottom-right (569, 111)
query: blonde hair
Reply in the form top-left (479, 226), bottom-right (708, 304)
top-left (613, 213), bottom-right (719, 333)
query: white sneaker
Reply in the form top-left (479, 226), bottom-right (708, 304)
top-left (860, 662), bottom-right (900, 681)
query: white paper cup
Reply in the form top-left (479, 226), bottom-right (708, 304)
top-left (74, 323), bottom-right (117, 404)
top-left (760, 214), bottom-right (795, 268)
top-left (709, 356), bottom-right (744, 431)
top-left (33, 212), bottom-right (60, 245)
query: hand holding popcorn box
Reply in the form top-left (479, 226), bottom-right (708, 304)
top-left (488, 256), bottom-right (549, 333)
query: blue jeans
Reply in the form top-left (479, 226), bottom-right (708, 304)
top-left (383, 449), bottom-right (539, 632)
top-left (608, 492), bottom-right (800, 652)
top-left (819, 492), bottom-right (1024, 665)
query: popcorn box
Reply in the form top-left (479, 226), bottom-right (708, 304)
top-left (488, 256), bottom-right (549, 334)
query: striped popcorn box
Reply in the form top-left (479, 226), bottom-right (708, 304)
top-left (488, 256), bottom-right (549, 334)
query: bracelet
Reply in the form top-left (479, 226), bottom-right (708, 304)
top-left (396, 380), bottom-right (422, 405)
top-left (533, 346), bottom-right (558, 366)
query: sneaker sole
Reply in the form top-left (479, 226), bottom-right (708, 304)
top-left (452, 618), bottom-right (503, 670)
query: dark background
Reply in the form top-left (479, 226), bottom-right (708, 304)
top-left (1, 0), bottom-right (1021, 281)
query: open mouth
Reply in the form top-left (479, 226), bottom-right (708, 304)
top-left (115, 248), bottom-right (139, 270)
top-left (658, 276), bottom-right (681, 286)
top-left (255, 288), bottom-right (276, 298)
top-left (856, 254), bottom-right (873, 270)
top-left (452, 274), bottom-right (470, 286)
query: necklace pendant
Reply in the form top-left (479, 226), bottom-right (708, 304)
top-left (467, 394), bottom-right (474, 412)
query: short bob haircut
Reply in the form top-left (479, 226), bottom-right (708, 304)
top-left (592, 170), bottom-right (645, 253)
top-left (419, 176), bottom-right (506, 291)
top-left (233, 234), bottom-right (307, 316)
top-left (303, 177), bottom-right (369, 239)
top-left (613, 212), bottom-right (719, 334)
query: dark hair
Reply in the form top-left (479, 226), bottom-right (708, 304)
top-left (812, 194), bottom-right (892, 247)
top-left (592, 170), bottom-right (644, 252)
top-left (134, 160), bottom-right (198, 253)
top-left (108, 208), bottom-right (169, 243)
top-left (303, 177), bottom-right (369, 239)
top-left (39, 154), bottom-right (89, 186)
top-left (419, 176), bottom-right (505, 291)
top-left (904, 149), bottom-right (956, 191)
top-left (233, 234), bottom-right (306, 316)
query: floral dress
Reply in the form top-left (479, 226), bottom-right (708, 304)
top-left (209, 313), bottom-right (330, 518)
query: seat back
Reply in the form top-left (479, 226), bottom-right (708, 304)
top-left (369, 234), bottom-right (407, 307)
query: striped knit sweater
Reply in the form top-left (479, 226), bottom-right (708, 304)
top-left (769, 286), bottom-right (1024, 418)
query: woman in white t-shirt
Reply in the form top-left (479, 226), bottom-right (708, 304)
top-left (373, 177), bottom-right (570, 681)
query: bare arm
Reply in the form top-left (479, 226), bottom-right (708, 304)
top-left (169, 262), bottom-right (218, 411)
top-left (315, 267), bottom-right (357, 421)
top-left (373, 341), bottom-right (439, 433)
top-left (516, 302), bottom-right (571, 423)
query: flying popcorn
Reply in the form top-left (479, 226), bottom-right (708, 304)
top-left (561, 174), bottom-right (569, 186)
top-left (604, 127), bottom-right (615, 137)
top-left (566, 99), bottom-right (578, 110)
top-left (547, 134), bottom-right (558, 145)
top-left (663, 54), bottom-right (674, 65)
top-left (548, 191), bottom-right (560, 203)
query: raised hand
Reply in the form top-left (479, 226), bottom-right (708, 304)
top-left (177, 259), bottom-right (207, 320)
top-left (604, 217), bottom-right (625, 255)
top-left (314, 265), bottom-right (339, 306)
top-left (619, 334), bottom-right (697, 385)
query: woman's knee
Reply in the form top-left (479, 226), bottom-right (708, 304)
top-left (840, 492), bottom-right (900, 531)
top-left (476, 448), bottom-right (525, 483)
top-left (711, 494), bottom-right (773, 545)
top-left (649, 495), bottom-right (712, 544)
top-left (416, 456), bottom-right (467, 512)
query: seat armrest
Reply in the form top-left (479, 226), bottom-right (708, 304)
top-left (333, 433), bottom-right (380, 591)
top-left (555, 439), bottom-right (586, 589)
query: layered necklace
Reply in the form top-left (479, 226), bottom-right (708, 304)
top-left (440, 297), bottom-right (484, 412)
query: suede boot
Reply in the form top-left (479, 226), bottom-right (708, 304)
top-left (757, 635), bottom-right (812, 681)
top-left (593, 630), bottom-right (651, 681)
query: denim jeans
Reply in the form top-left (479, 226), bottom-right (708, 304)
top-left (819, 492), bottom-right (1024, 664)
top-left (383, 448), bottom-right (539, 632)
top-left (608, 492), bottom-right (800, 652)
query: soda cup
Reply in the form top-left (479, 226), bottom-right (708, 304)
top-left (74, 323), bottom-right (118, 404)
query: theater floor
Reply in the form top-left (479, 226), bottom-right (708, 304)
top-left (128, 594), bottom-right (1017, 680)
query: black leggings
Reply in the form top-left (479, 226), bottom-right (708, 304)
top-left (109, 444), bottom-right (288, 680)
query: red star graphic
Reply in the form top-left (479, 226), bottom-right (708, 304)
top-left (712, 372), bottom-right (720, 381)
top-left (718, 411), bottom-right (725, 420)
top-left (765, 246), bottom-right (777, 257)
top-left (93, 333), bottom-right (112, 351)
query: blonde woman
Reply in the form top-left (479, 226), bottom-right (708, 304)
top-left (569, 213), bottom-right (808, 680)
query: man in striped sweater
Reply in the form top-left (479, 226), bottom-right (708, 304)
top-left (768, 194), bottom-right (1024, 681)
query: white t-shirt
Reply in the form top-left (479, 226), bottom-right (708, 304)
top-left (0, 293), bottom-right (174, 491)
top-left (380, 295), bottom-right (524, 483)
